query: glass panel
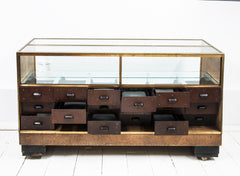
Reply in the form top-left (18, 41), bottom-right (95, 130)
top-left (30, 39), bottom-right (209, 46)
top-left (21, 45), bottom-right (220, 54)
top-left (20, 56), bottom-right (119, 84)
top-left (122, 57), bottom-right (220, 85)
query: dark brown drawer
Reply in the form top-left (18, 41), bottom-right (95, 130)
top-left (88, 121), bottom-right (121, 134)
top-left (19, 87), bottom-right (53, 102)
top-left (121, 97), bottom-right (156, 112)
top-left (184, 103), bottom-right (218, 114)
top-left (187, 87), bottom-right (221, 103)
top-left (54, 87), bottom-right (87, 102)
top-left (88, 89), bottom-right (120, 106)
top-left (155, 121), bottom-right (188, 135)
top-left (21, 115), bottom-right (54, 130)
top-left (156, 92), bottom-right (190, 108)
top-left (51, 109), bottom-right (86, 124)
top-left (120, 113), bottom-right (151, 125)
top-left (183, 115), bottom-right (216, 126)
top-left (21, 102), bottom-right (54, 114)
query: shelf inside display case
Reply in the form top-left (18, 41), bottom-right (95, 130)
top-left (21, 71), bottom-right (218, 85)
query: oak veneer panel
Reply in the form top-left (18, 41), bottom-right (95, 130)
top-left (19, 133), bottom-right (221, 146)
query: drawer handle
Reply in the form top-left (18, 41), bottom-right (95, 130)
top-left (195, 117), bottom-right (204, 121)
top-left (99, 95), bottom-right (109, 101)
top-left (167, 127), bottom-right (176, 132)
top-left (99, 126), bottom-right (109, 131)
top-left (131, 117), bottom-right (140, 121)
top-left (64, 115), bottom-right (74, 119)
top-left (199, 93), bottom-right (208, 98)
top-left (66, 93), bottom-right (75, 98)
top-left (33, 121), bottom-right (42, 126)
top-left (168, 98), bottom-right (178, 103)
top-left (34, 105), bottom-right (43, 109)
top-left (134, 102), bottom-right (144, 107)
top-left (32, 92), bottom-right (42, 97)
top-left (197, 105), bottom-right (207, 110)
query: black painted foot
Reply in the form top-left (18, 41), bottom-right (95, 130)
top-left (22, 145), bottom-right (46, 157)
top-left (194, 146), bottom-right (219, 160)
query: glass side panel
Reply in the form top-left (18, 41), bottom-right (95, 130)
top-left (30, 39), bottom-right (209, 46)
top-left (20, 56), bottom-right (119, 84)
top-left (122, 57), bottom-right (221, 85)
top-left (21, 45), bottom-right (220, 54)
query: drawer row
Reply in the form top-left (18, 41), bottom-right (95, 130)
top-left (19, 87), bottom-right (221, 105)
top-left (21, 112), bottom-right (215, 133)
top-left (21, 102), bottom-right (219, 114)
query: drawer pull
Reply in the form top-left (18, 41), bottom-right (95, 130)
top-left (32, 92), bottom-right (42, 97)
top-left (167, 127), bottom-right (176, 132)
top-left (64, 115), bottom-right (74, 119)
top-left (33, 121), bottom-right (42, 126)
top-left (197, 105), bottom-right (207, 110)
top-left (168, 98), bottom-right (178, 103)
top-left (199, 93), bottom-right (208, 98)
top-left (131, 117), bottom-right (140, 121)
top-left (66, 93), bottom-right (75, 98)
top-left (99, 95), bottom-right (109, 101)
top-left (195, 117), bottom-right (204, 121)
top-left (34, 105), bottom-right (43, 109)
top-left (99, 126), bottom-right (109, 131)
top-left (134, 102), bottom-right (144, 107)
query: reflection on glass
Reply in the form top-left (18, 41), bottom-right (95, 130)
top-left (21, 56), bottom-right (119, 84)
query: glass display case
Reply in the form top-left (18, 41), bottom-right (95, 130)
top-left (17, 38), bottom-right (224, 159)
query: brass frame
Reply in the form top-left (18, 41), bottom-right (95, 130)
top-left (17, 38), bottom-right (224, 147)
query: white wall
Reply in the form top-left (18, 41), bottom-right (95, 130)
top-left (0, 0), bottom-right (240, 127)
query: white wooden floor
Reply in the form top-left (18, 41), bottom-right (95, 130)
top-left (1, 129), bottom-right (240, 176)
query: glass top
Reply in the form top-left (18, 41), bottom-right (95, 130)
top-left (19, 38), bottom-right (222, 54)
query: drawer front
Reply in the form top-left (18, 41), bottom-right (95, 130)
top-left (183, 115), bottom-right (216, 126)
top-left (88, 121), bottom-right (121, 134)
top-left (121, 97), bottom-right (156, 112)
top-left (54, 87), bottom-right (87, 102)
top-left (184, 103), bottom-right (218, 114)
top-left (19, 87), bottom-right (53, 102)
top-left (21, 102), bottom-right (54, 114)
top-left (120, 113), bottom-right (151, 125)
top-left (155, 121), bottom-right (188, 135)
top-left (52, 109), bottom-right (86, 124)
top-left (88, 89), bottom-right (120, 106)
top-left (187, 87), bottom-right (221, 103)
top-left (21, 115), bottom-right (54, 130)
top-left (156, 92), bottom-right (190, 108)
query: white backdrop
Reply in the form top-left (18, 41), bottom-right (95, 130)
top-left (0, 0), bottom-right (240, 128)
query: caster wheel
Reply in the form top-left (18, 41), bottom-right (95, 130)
top-left (198, 156), bottom-right (209, 161)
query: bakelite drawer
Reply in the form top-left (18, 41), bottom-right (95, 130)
top-left (21, 102), bottom-right (54, 114)
top-left (121, 97), bottom-right (157, 112)
top-left (187, 87), bottom-right (221, 103)
top-left (120, 113), bottom-right (151, 125)
top-left (155, 121), bottom-right (188, 135)
top-left (21, 115), bottom-right (54, 130)
top-left (88, 89), bottom-right (120, 106)
top-left (183, 115), bottom-right (216, 126)
top-left (51, 109), bottom-right (86, 124)
top-left (184, 103), bottom-right (218, 114)
top-left (54, 87), bottom-right (87, 102)
top-left (88, 121), bottom-right (121, 134)
top-left (19, 87), bottom-right (53, 102)
top-left (156, 92), bottom-right (190, 108)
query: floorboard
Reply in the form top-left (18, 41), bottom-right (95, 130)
top-left (1, 130), bottom-right (240, 176)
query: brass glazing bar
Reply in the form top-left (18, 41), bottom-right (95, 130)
top-left (27, 44), bottom-right (211, 47)
top-left (34, 38), bottom-right (204, 40)
top-left (18, 38), bottom-right (35, 52)
top-left (17, 52), bottom-right (224, 57)
top-left (201, 39), bottom-right (223, 54)
top-left (119, 56), bottom-right (122, 86)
